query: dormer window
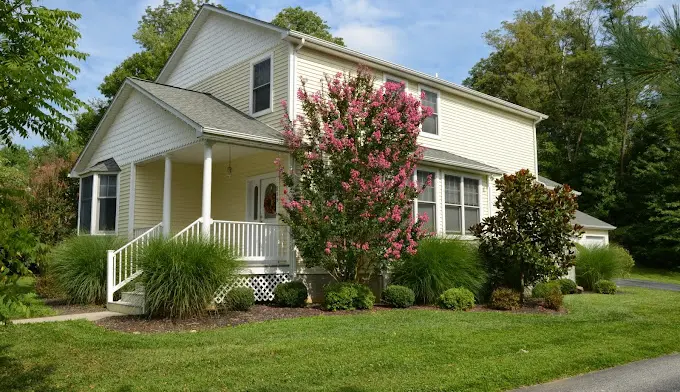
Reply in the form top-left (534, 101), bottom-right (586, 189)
top-left (421, 87), bottom-right (439, 135)
top-left (251, 55), bottom-right (272, 116)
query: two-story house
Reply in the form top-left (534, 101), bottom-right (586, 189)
top-left (70, 5), bottom-right (615, 311)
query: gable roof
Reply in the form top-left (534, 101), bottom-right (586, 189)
top-left (423, 148), bottom-right (504, 174)
top-left (156, 5), bottom-right (548, 122)
top-left (575, 210), bottom-right (616, 231)
top-left (83, 158), bottom-right (121, 174)
top-left (71, 78), bottom-right (283, 176)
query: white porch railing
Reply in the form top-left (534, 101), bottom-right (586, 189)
top-left (211, 220), bottom-right (290, 264)
top-left (172, 217), bottom-right (203, 243)
top-left (107, 223), bottom-right (162, 302)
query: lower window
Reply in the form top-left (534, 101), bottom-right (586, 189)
top-left (80, 173), bottom-right (118, 234)
top-left (444, 174), bottom-right (480, 235)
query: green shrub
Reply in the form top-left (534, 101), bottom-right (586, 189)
top-left (34, 272), bottom-right (65, 299)
top-left (324, 282), bottom-right (375, 311)
top-left (557, 278), bottom-right (578, 294)
top-left (532, 280), bottom-right (562, 297)
top-left (391, 238), bottom-right (487, 304)
top-left (575, 244), bottom-right (634, 290)
top-left (382, 285), bottom-right (415, 308)
top-left (543, 287), bottom-right (564, 310)
top-left (490, 288), bottom-right (520, 310)
top-left (437, 287), bottom-right (475, 311)
top-left (224, 287), bottom-right (255, 311)
top-left (273, 281), bottom-right (308, 307)
top-left (50, 235), bottom-right (125, 304)
top-left (594, 280), bottom-right (618, 294)
top-left (140, 238), bottom-right (242, 318)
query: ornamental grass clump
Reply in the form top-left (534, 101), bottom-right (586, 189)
top-left (391, 237), bottom-right (486, 304)
top-left (575, 244), bottom-right (634, 291)
top-left (140, 238), bottom-right (242, 319)
top-left (50, 235), bottom-right (125, 304)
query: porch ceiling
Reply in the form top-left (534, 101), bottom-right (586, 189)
top-left (167, 143), bottom-right (274, 164)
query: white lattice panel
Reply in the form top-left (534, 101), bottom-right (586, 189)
top-left (214, 274), bottom-right (290, 303)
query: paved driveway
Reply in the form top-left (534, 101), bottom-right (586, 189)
top-left (614, 279), bottom-right (680, 291)
top-left (511, 354), bottom-right (680, 392)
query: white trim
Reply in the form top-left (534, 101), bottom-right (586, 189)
top-left (249, 51), bottom-right (275, 117)
top-left (383, 73), bottom-right (408, 90)
top-left (162, 156), bottom-right (172, 237)
top-left (201, 141), bottom-right (213, 236)
top-left (115, 174), bottom-right (120, 235)
top-left (90, 174), bottom-right (99, 233)
top-left (77, 177), bottom-right (83, 235)
top-left (418, 84), bottom-right (440, 139)
top-left (487, 175), bottom-right (493, 218)
top-left (441, 170), bottom-right (483, 236)
top-left (246, 171), bottom-right (280, 223)
top-left (128, 163), bottom-right (136, 239)
top-left (288, 42), bottom-right (296, 120)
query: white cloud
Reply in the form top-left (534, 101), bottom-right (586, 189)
top-left (333, 24), bottom-right (400, 60)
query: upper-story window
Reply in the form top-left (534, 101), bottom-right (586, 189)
top-left (251, 55), bottom-right (272, 116)
top-left (421, 88), bottom-right (439, 135)
top-left (384, 74), bottom-right (406, 94)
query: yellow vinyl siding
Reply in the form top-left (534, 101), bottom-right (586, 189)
top-left (134, 160), bottom-right (163, 230)
top-left (171, 162), bottom-right (202, 231)
top-left (212, 151), bottom-right (287, 222)
top-left (191, 42), bottom-right (289, 130)
top-left (117, 165), bottom-right (130, 237)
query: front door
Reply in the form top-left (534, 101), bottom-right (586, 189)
top-left (258, 176), bottom-right (278, 224)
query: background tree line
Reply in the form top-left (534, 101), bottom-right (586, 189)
top-left (465, 0), bottom-right (680, 268)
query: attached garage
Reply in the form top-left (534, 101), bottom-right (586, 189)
top-left (574, 210), bottom-right (616, 248)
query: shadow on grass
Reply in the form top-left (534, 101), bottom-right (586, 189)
top-left (0, 343), bottom-right (61, 392)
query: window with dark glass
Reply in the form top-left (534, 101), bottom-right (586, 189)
top-left (416, 170), bottom-right (436, 233)
top-left (444, 175), bottom-right (462, 234)
top-left (79, 176), bottom-right (93, 233)
top-left (98, 174), bottom-right (117, 232)
top-left (253, 186), bottom-right (259, 220)
top-left (252, 58), bottom-right (271, 114)
top-left (385, 77), bottom-right (406, 94)
top-left (421, 89), bottom-right (438, 135)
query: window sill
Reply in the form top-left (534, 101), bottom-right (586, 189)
top-left (420, 132), bottom-right (440, 140)
top-left (251, 108), bottom-right (273, 118)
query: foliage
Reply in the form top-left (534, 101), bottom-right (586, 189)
top-left (271, 6), bottom-right (345, 45)
top-left (323, 282), bottom-right (375, 311)
top-left (489, 288), bottom-right (520, 310)
top-left (543, 285), bottom-right (564, 310)
top-left (0, 0), bottom-right (87, 146)
top-left (472, 170), bottom-right (581, 299)
top-left (223, 287), bottom-right (255, 311)
top-left (557, 278), bottom-right (578, 295)
top-left (140, 238), bottom-right (241, 318)
top-left (594, 279), bottom-right (618, 294)
top-left (381, 285), bottom-right (415, 308)
top-left (278, 67), bottom-right (431, 282)
top-left (532, 281), bottom-right (561, 299)
top-left (273, 281), bottom-right (308, 308)
top-left (74, 99), bottom-right (108, 145)
top-left (437, 287), bottom-right (475, 311)
top-left (50, 235), bottom-right (125, 304)
top-left (34, 272), bottom-right (65, 300)
top-left (575, 244), bottom-right (635, 290)
top-left (391, 237), bottom-right (487, 304)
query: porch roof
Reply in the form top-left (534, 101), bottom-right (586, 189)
top-left (422, 148), bottom-right (504, 174)
top-left (128, 78), bottom-right (284, 144)
top-left (84, 158), bottom-right (121, 174)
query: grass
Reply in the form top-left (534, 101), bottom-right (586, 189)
top-left (2, 288), bottom-right (680, 391)
top-left (628, 266), bottom-right (680, 285)
top-left (1, 277), bottom-right (55, 320)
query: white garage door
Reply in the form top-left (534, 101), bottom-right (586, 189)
top-left (580, 235), bottom-right (607, 248)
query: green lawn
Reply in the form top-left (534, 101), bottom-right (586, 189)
top-left (628, 266), bottom-right (680, 285)
top-left (0, 277), bottom-right (55, 320)
top-left (2, 287), bottom-right (680, 391)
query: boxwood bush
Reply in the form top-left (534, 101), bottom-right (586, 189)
top-left (224, 287), bottom-right (255, 311)
top-left (50, 235), bottom-right (126, 304)
top-left (489, 288), bottom-right (520, 310)
top-left (543, 286), bottom-right (564, 310)
top-left (273, 281), bottom-right (308, 307)
top-left (324, 282), bottom-right (375, 311)
top-left (391, 238), bottom-right (487, 304)
top-left (575, 244), bottom-right (634, 290)
top-left (594, 280), bottom-right (618, 294)
top-left (140, 238), bottom-right (242, 318)
top-left (557, 278), bottom-right (578, 294)
top-left (532, 281), bottom-right (561, 298)
top-left (382, 285), bottom-right (415, 308)
top-left (437, 287), bottom-right (475, 311)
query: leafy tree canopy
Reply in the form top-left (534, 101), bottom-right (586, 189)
top-left (0, 0), bottom-right (87, 147)
top-left (271, 6), bottom-right (345, 46)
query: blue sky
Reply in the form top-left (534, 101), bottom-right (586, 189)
top-left (19, 0), bottom-right (671, 148)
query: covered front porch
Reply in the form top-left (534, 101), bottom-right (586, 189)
top-left (127, 140), bottom-right (293, 269)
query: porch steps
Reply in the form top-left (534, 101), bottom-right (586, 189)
top-left (107, 283), bottom-right (146, 316)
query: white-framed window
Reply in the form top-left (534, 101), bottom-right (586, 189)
top-left (444, 173), bottom-right (481, 235)
top-left (420, 86), bottom-right (439, 136)
top-left (383, 74), bottom-right (407, 93)
top-left (416, 170), bottom-right (437, 233)
top-left (78, 173), bottom-right (118, 234)
top-left (250, 53), bottom-right (273, 116)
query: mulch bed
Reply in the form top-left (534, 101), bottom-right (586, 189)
top-left (43, 298), bottom-right (107, 316)
top-left (95, 302), bottom-right (564, 333)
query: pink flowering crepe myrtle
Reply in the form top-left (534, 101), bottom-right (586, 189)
top-left (275, 66), bottom-right (434, 282)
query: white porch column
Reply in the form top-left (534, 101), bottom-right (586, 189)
top-left (162, 155), bottom-right (172, 237)
top-left (201, 141), bottom-right (213, 236)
